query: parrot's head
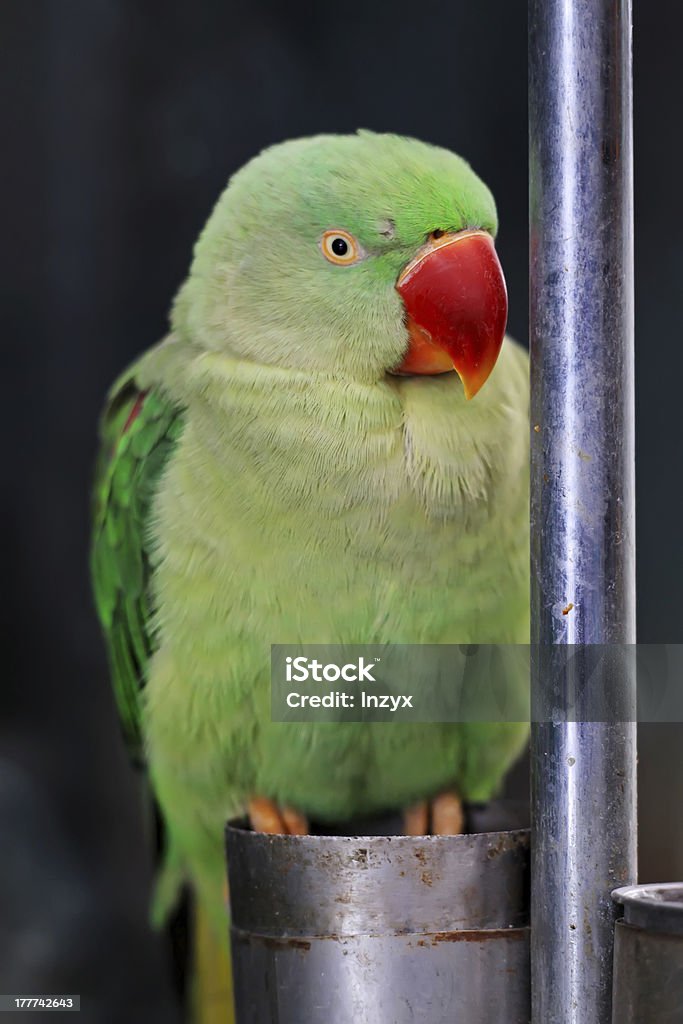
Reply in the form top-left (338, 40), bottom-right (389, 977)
top-left (174, 131), bottom-right (507, 397)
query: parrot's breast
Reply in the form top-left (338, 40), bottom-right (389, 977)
top-left (144, 341), bottom-right (529, 822)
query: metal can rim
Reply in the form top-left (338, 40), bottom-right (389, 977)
top-left (612, 883), bottom-right (683, 935)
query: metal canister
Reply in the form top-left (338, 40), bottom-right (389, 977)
top-left (226, 822), bottom-right (530, 1024)
top-left (612, 883), bottom-right (683, 1023)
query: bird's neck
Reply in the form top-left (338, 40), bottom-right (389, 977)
top-left (177, 348), bottom-right (525, 525)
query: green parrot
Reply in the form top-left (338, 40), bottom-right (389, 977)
top-left (91, 130), bottom-right (529, 1020)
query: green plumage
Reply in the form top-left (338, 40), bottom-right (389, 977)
top-left (92, 370), bottom-right (184, 762)
top-left (91, 131), bottom-right (530, 938)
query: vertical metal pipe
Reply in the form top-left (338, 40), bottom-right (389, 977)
top-left (528, 0), bottom-right (637, 1021)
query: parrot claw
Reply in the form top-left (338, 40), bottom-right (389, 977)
top-left (402, 791), bottom-right (464, 836)
top-left (403, 800), bottom-right (430, 835)
top-left (248, 797), bottom-right (309, 835)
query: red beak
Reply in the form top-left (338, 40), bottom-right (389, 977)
top-left (392, 230), bottom-right (508, 399)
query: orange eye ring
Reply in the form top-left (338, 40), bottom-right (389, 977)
top-left (320, 229), bottom-right (362, 266)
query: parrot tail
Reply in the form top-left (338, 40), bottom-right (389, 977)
top-left (151, 830), bottom-right (234, 1023)
top-left (192, 898), bottom-right (235, 1024)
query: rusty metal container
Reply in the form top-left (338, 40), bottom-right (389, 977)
top-left (612, 883), bottom-right (683, 1023)
top-left (225, 819), bottom-right (530, 1023)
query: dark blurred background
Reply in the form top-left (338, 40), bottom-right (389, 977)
top-left (3, 1), bottom-right (682, 1021)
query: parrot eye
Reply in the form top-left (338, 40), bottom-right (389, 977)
top-left (320, 229), bottom-right (363, 266)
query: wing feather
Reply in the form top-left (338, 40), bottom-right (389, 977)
top-left (91, 369), bottom-right (184, 763)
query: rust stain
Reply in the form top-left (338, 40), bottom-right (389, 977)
top-left (421, 871), bottom-right (433, 887)
top-left (486, 835), bottom-right (510, 860)
top-left (259, 936), bottom-right (312, 952)
top-left (414, 848), bottom-right (428, 865)
top-left (562, 602), bottom-right (574, 615)
top-left (428, 929), bottom-right (527, 944)
top-left (534, 424), bottom-right (541, 433)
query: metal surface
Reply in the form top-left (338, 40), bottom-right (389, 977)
top-left (612, 885), bottom-right (683, 1023)
top-left (528, 0), bottom-right (637, 1020)
top-left (613, 883), bottom-right (683, 937)
top-left (226, 823), bottom-right (530, 1023)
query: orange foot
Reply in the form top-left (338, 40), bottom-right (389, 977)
top-left (403, 790), bottom-right (464, 836)
top-left (248, 796), bottom-right (309, 835)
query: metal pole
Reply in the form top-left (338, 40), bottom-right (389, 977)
top-left (529, 0), bottom-right (637, 1021)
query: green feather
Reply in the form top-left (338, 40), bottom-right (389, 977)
top-left (91, 370), bottom-right (185, 762)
